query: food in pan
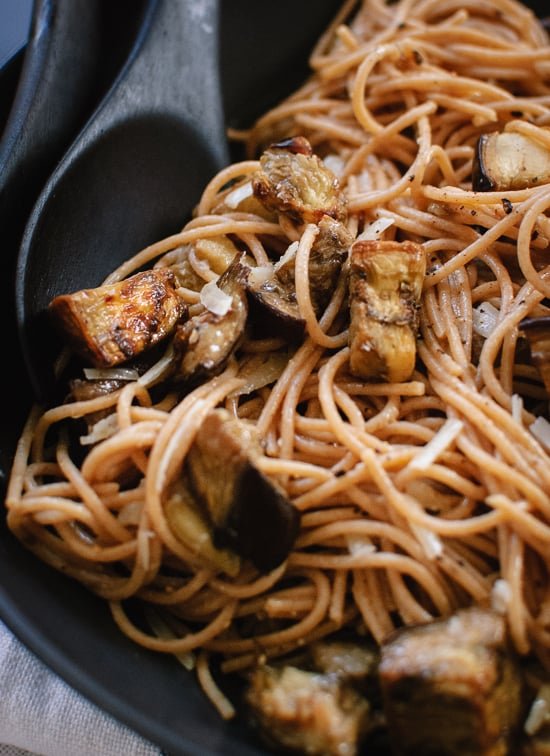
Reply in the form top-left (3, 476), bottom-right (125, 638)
top-left (7, 0), bottom-right (550, 752)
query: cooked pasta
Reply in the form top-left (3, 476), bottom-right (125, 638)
top-left (6, 0), bottom-right (550, 724)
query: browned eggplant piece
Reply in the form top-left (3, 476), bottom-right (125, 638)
top-left (521, 316), bottom-right (550, 396)
top-left (246, 664), bottom-right (371, 756)
top-left (49, 269), bottom-right (185, 368)
top-left (247, 216), bottom-right (351, 339)
top-left (246, 268), bottom-right (305, 340)
top-left (186, 408), bottom-right (300, 572)
top-left (69, 377), bottom-right (125, 431)
top-left (173, 255), bottom-right (248, 384)
top-left (164, 476), bottom-right (240, 576)
top-left (311, 640), bottom-right (379, 687)
top-left (473, 131), bottom-right (550, 192)
top-left (252, 136), bottom-right (347, 225)
top-left (349, 239), bottom-right (425, 383)
top-left (379, 607), bottom-right (523, 756)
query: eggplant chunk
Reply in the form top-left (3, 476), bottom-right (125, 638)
top-left (186, 408), bottom-right (300, 572)
top-left (521, 316), bottom-right (550, 396)
top-left (252, 136), bottom-right (347, 225)
top-left (379, 607), bottom-right (523, 756)
top-left (173, 255), bottom-right (248, 383)
top-left (246, 664), bottom-right (371, 756)
top-left (247, 216), bottom-right (351, 339)
top-left (473, 131), bottom-right (550, 192)
top-left (349, 239), bottom-right (425, 383)
top-left (311, 641), bottom-right (379, 687)
top-left (164, 477), bottom-right (240, 577)
top-left (49, 269), bottom-right (185, 368)
top-left (69, 378), bottom-right (124, 431)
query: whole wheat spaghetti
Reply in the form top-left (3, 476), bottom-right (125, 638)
top-left (6, 0), bottom-right (550, 719)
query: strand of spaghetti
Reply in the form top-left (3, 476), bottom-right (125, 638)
top-left (219, 609), bottom-right (359, 675)
top-left (196, 652), bottom-right (235, 720)
top-left (195, 161), bottom-right (259, 215)
top-left (138, 569), bottom-right (212, 605)
top-left (206, 569), bottom-right (331, 654)
top-left (290, 551), bottom-right (450, 615)
top-left (103, 220), bottom-right (284, 284)
top-left (56, 437), bottom-right (133, 543)
top-left (110, 598), bottom-right (238, 654)
top-left (348, 114), bottom-right (433, 210)
top-left (352, 569), bottom-right (393, 642)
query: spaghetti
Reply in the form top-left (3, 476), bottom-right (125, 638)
top-left (6, 0), bottom-right (550, 721)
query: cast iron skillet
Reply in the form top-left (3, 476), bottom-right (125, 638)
top-left (0, 1), bottom-right (343, 754)
top-left (3, 2), bottom-right (548, 754)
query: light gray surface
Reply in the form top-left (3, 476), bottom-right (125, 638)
top-left (0, 621), bottom-right (161, 756)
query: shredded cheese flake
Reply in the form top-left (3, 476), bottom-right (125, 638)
top-left (525, 684), bottom-right (550, 736)
top-left (407, 419), bottom-right (464, 472)
top-left (356, 217), bottom-right (395, 241)
top-left (530, 416), bottom-right (550, 451)
top-left (491, 578), bottom-right (511, 615)
top-left (346, 535), bottom-right (377, 556)
top-left (410, 523), bottom-right (443, 560)
top-left (79, 414), bottom-right (119, 446)
top-left (511, 393), bottom-right (524, 424)
top-left (472, 301), bottom-right (500, 338)
top-left (273, 241), bottom-right (299, 273)
top-left (200, 280), bottom-right (233, 316)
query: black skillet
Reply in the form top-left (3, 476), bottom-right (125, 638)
top-left (3, 2), bottom-right (548, 755)
top-left (0, 1), bottom-right (343, 754)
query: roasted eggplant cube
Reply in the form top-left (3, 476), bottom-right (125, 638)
top-left (521, 316), bottom-right (550, 396)
top-left (473, 131), bottom-right (550, 192)
top-left (186, 409), bottom-right (300, 572)
top-left (246, 216), bottom-right (351, 339)
top-left (174, 255), bottom-right (248, 384)
top-left (252, 136), bottom-right (347, 225)
top-left (49, 268), bottom-right (184, 368)
top-left (379, 607), bottom-right (523, 756)
top-left (349, 240), bottom-right (425, 383)
top-left (311, 640), bottom-right (379, 686)
top-left (164, 477), bottom-right (240, 577)
top-left (246, 664), bottom-right (371, 756)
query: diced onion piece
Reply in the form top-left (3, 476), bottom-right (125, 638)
top-left (224, 181), bottom-right (253, 209)
top-left (530, 416), bottom-right (550, 450)
top-left (145, 609), bottom-right (195, 670)
top-left (491, 578), bottom-right (511, 615)
top-left (229, 351), bottom-right (289, 397)
top-left (472, 301), bottom-right (500, 338)
top-left (273, 241), bottom-right (299, 273)
top-left (79, 414), bottom-right (119, 446)
top-left (84, 367), bottom-right (139, 381)
top-left (346, 535), bottom-right (377, 556)
top-left (138, 344), bottom-right (175, 388)
top-left (356, 217), bottom-right (395, 241)
top-left (407, 419), bottom-right (464, 472)
top-left (248, 264), bottom-right (274, 288)
top-left (511, 394), bottom-right (523, 424)
top-left (525, 684), bottom-right (550, 736)
top-left (410, 523), bottom-right (443, 560)
top-left (200, 279), bottom-right (233, 316)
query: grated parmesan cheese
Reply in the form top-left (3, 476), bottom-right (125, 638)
top-left (79, 414), bottom-right (118, 446)
top-left (472, 301), bottom-right (500, 338)
top-left (407, 418), bottom-right (464, 472)
top-left (410, 523), bottom-right (443, 560)
top-left (525, 684), bottom-right (550, 736)
top-left (356, 217), bottom-right (395, 241)
top-left (491, 578), bottom-right (511, 615)
top-left (200, 279), bottom-right (232, 316)
top-left (511, 394), bottom-right (524, 424)
top-left (346, 535), bottom-right (377, 556)
top-left (530, 416), bottom-right (550, 451)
